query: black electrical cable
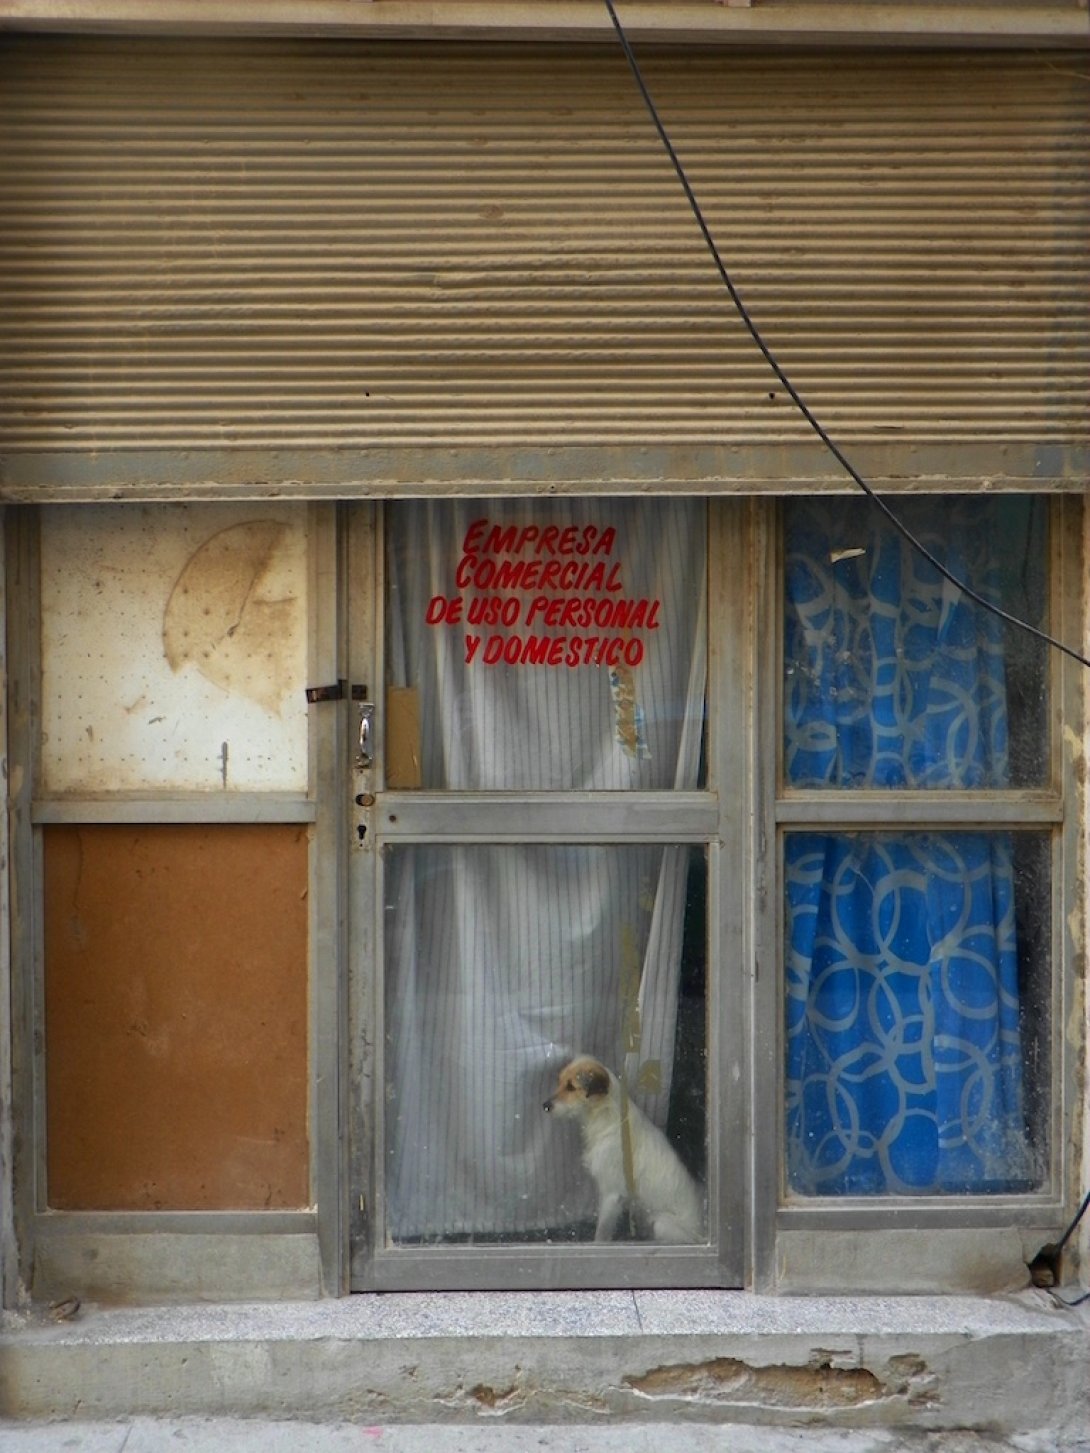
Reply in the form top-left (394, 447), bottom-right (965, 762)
top-left (602, 0), bottom-right (1090, 674)
top-left (1049, 1288), bottom-right (1090, 1309)
top-left (1044, 1188), bottom-right (1090, 1307)
top-left (1053, 1186), bottom-right (1090, 1258)
top-left (603, 0), bottom-right (1090, 1303)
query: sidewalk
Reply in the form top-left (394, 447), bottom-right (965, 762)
top-left (0, 1422), bottom-right (1087, 1453)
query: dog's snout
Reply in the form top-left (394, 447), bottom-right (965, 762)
top-left (543, 1097), bottom-right (553, 1113)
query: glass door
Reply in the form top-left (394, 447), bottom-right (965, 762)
top-left (348, 499), bottom-right (743, 1289)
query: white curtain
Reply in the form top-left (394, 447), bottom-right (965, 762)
top-left (384, 499), bottom-right (706, 1239)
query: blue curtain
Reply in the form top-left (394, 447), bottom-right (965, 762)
top-left (783, 499), bottom-right (1037, 1195)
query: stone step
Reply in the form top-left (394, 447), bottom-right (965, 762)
top-left (1, 1289), bottom-right (1087, 1440)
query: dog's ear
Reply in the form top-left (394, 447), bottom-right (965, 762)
top-left (575, 1063), bottom-right (610, 1099)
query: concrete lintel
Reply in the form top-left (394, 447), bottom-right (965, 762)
top-left (0, 2), bottom-right (1087, 49)
top-left (1, 443), bottom-right (1087, 503)
top-left (1, 1289), bottom-right (1088, 1434)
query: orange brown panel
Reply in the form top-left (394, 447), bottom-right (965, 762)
top-left (44, 823), bottom-right (310, 1210)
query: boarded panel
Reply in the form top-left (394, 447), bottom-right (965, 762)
top-left (0, 36), bottom-right (1086, 462)
top-left (39, 503), bottom-right (309, 794)
top-left (44, 824), bottom-right (310, 1211)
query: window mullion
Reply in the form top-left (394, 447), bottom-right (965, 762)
top-left (775, 791), bottom-right (1062, 828)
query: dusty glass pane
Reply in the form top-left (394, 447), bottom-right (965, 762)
top-left (784, 829), bottom-right (1050, 1197)
top-left (384, 843), bottom-right (708, 1245)
top-left (40, 503), bottom-right (309, 793)
top-left (783, 496), bottom-right (1049, 790)
top-left (385, 499), bottom-right (706, 790)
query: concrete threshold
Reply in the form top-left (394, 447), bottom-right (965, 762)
top-left (0, 1289), bottom-right (1088, 1438)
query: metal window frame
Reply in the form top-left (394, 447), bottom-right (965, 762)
top-left (5, 502), bottom-right (344, 1303)
top-left (4, 492), bottom-right (1082, 1303)
top-left (751, 493), bottom-right (1083, 1293)
top-left (346, 497), bottom-right (749, 1292)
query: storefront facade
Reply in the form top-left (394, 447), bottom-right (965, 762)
top-left (0, 0), bottom-right (1088, 1347)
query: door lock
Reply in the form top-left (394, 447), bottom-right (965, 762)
top-left (355, 701), bottom-right (375, 770)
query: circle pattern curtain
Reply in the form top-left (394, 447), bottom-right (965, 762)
top-left (783, 498), bottom-right (1042, 1195)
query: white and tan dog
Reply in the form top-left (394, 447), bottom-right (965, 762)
top-left (544, 1055), bottom-right (704, 1244)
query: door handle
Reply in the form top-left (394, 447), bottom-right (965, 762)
top-left (355, 701), bottom-right (374, 770)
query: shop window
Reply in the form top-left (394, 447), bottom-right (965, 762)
top-left (383, 843), bottom-right (707, 1245)
top-left (385, 499), bottom-right (706, 792)
top-left (361, 492), bottom-right (1068, 1286)
top-left (372, 499), bottom-right (716, 1267)
top-left (22, 491), bottom-right (1070, 1295)
top-left (781, 497), bottom-right (1053, 1201)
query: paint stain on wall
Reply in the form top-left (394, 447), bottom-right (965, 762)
top-left (163, 520), bottom-right (298, 714)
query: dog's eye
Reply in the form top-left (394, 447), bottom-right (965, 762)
top-left (564, 1081), bottom-right (574, 1091)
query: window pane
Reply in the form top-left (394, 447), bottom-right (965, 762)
top-left (784, 830), bottom-right (1049, 1196)
top-left (385, 500), bottom-right (706, 790)
top-left (383, 843), bottom-right (707, 1245)
top-left (41, 503), bottom-right (310, 793)
top-left (783, 497), bottom-right (1048, 790)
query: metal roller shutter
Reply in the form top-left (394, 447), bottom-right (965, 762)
top-left (0, 35), bottom-right (1086, 496)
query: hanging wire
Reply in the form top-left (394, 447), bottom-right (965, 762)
top-left (1035, 1188), bottom-right (1090, 1307)
top-left (602, 0), bottom-right (1090, 673)
top-left (602, 0), bottom-right (1090, 1302)
top-left (1049, 1186), bottom-right (1090, 1259)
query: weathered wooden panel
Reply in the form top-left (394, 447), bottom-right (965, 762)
top-left (44, 823), bottom-right (310, 1211)
top-left (0, 36), bottom-right (1085, 461)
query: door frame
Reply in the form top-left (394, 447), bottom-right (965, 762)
top-left (345, 498), bottom-right (751, 1291)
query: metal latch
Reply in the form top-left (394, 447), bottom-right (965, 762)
top-left (354, 700), bottom-right (375, 770)
top-left (305, 680), bottom-right (368, 705)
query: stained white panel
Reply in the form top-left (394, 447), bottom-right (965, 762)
top-left (40, 503), bottom-right (309, 793)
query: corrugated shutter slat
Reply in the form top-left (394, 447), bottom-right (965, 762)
top-left (1, 37), bottom-right (1086, 455)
